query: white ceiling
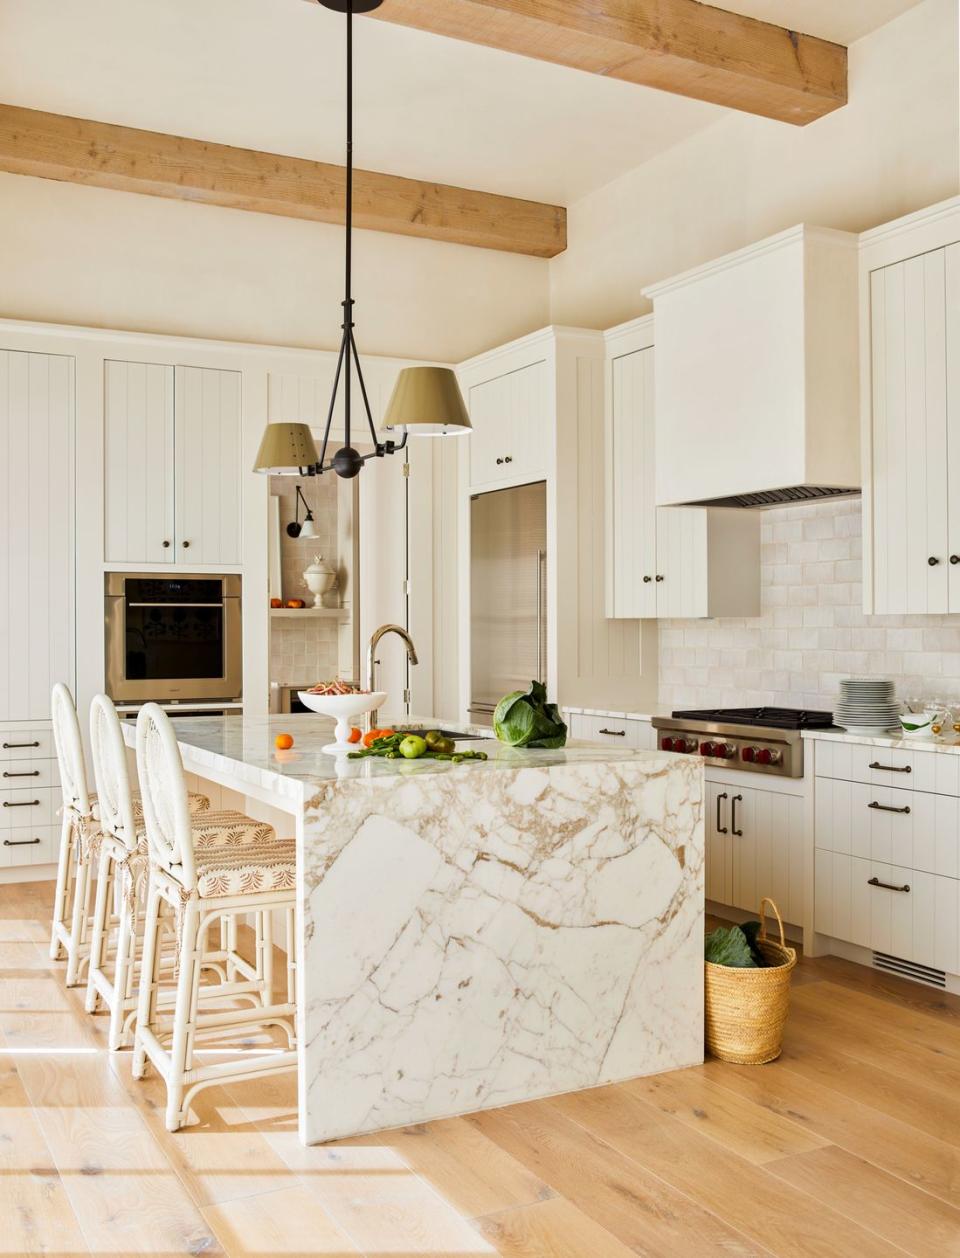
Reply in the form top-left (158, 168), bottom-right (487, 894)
top-left (0, 0), bottom-right (926, 205)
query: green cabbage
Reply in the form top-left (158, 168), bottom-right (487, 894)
top-left (704, 924), bottom-right (757, 968)
top-left (493, 680), bottom-right (567, 749)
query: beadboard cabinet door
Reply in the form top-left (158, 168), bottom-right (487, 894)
top-left (868, 245), bottom-right (960, 614)
top-left (104, 360), bottom-right (175, 564)
top-left (468, 361), bottom-right (549, 491)
top-left (0, 350), bottom-right (76, 721)
top-left (729, 786), bottom-right (805, 927)
top-left (606, 346), bottom-right (657, 617)
top-left (175, 367), bottom-right (242, 566)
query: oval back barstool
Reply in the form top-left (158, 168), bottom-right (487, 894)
top-left (86, 694), bottom-right (212, 1047)
top-left (49, 682), bottom-right (97, 986)
top-left (133, 704), bottom-right (298, 1131)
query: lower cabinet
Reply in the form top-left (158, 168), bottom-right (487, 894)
top-left (815, 850), bottom-right (960, 973)
top-left (567, 712), bottom-right (649, 748)
top-left (707, 780), bottom-right (805, 926)
top-left (1, 726), bottom-right (61, 872)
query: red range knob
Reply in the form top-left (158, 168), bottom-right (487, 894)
top-left (757, 748), bottom-right (773, 765)
top-left (661, 736), bottom-right (675, 751)
top-left (700, 741), bottom-right (716, 756)
top-left (741, 746), bottom-right (756, 763)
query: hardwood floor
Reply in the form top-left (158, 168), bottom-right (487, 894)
top-left (4, 880), bottom-right (960, 1257)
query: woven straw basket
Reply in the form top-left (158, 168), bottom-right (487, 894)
top-left (705, 897), bottom-right (797, 1065)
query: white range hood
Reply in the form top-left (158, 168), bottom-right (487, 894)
top-left (644, 225), bottom-right (861, 509)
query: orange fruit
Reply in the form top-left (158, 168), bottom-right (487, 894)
top-left (275, 733), bottom-right (294, 750)
top-left (348, 727), bottom-right (362, 743)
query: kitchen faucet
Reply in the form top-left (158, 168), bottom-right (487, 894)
top-left (365, 624), bottom-right (418, 729)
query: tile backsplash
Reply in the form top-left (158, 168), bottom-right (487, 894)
top-left (269, 476), bottom-right (340, 685)
top-left (658, 499), bottom-right (960, 713)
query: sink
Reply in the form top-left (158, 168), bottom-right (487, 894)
top-left (395, 727), bottom-right (489, 742)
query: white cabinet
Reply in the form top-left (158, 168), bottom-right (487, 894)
top-left (644, 225), bottom-right (859, 508)
top-left (0, 350), bottom-right (76, 723)
top-left (707, 780), bottom-right (805, 926)
top-left (468, 360), bottom-right (549, 491)
top-left (605, 331), bottom-right (761, 620)
top-left (867, 244), bottom-right (960, 613)
top-left (105, 360), bottom-right (241, 566)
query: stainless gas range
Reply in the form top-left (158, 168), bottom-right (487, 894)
top-left (651, 707), bottom-right (834, 778)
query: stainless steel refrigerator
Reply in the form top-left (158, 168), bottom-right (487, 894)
top-left (469, 481), bottom-right (547, 726)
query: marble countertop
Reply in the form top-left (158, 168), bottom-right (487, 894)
top-left (802, 727), bottom-right (960, 756)
top-left (151, 713), bottom-right (680, 798)
top-left (564, 704), bottom-right (669, 721)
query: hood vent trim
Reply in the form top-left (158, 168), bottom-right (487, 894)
top-left (685, 485), bottom-right (861, 510)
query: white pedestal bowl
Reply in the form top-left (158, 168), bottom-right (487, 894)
top-left (297, 690), bottom-right (388, 754)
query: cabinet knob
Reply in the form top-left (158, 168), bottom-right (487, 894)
top-left (951, 555), bottom-right (960, 565)
top-left (495, 458), bottom-right (503, 465)
top-left (928, 556), bottom-right (940, 566)
top-left (182, 540), bottom-right (191, 549)
top-left (504, 455), bottom-right (513, 464)
top-left (643, 575), bottom-right (652, 583)
top-left (162, 540), bottom-right (171, 548)
top-left (655, 574), bottom-right (664, 582)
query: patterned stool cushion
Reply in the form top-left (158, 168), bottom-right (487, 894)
top-left (92, 790), bottom-right (210, 826)
top-left (190, 811), bottom-right (294, 899)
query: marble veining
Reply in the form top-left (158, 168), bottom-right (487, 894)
top-left (123, 714), bottom-right (705, 1144)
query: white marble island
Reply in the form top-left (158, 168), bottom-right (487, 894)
top-left (127, 714), bottom-right (705, 1144)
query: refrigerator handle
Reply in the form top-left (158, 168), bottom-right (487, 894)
top-left (536, 548), bottom-right (545, 684)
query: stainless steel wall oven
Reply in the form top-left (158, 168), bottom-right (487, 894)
top-left (105, 573), bottom-right (242, 703)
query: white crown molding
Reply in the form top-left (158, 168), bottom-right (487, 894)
top-left (643, 224), bottom-right (856, 300)
top-left (859, 195), bottom-right (960, 249)
top-left (604, 313), bottom-right (654, 355)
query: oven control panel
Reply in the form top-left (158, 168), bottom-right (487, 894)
top-left (652, 722), bottom-right (801, 777)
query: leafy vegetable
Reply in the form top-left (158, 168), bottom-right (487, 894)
top-left (739, 919), bottom-right (768, 967)
top-left (704, 924), bottom-right (757, 968)
top-left (493, 680), bottom-right (568, 749)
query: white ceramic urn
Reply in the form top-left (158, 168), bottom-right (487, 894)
top-left (302, 554), bottom-right (337, 608)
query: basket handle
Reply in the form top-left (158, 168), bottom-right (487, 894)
top-left (758, 897), bottom-right (787, 949)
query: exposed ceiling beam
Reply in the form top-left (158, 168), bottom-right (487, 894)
top-left (364, 0), bottom-right (847, 125)
top-left (0, 103), bottom-right (566, 257)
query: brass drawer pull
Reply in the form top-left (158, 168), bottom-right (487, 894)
top-left (2, 799), bottom-right (40, 808)
top-left (868, 876), bottom-right (910, 893)
top-left (3, 837), bottom-right (41, 847)
top-left (598, 728), bottom-right (626, 736)
top-left (869, 761), bottom-right (911, 773)
top-left (868, 800), bottom-right (911, 815)
top-left (2, 740), bottom-right (39, 750)
top-left (3, 770), bottom-right (40, 778)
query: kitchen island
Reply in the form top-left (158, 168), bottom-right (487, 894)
top-left (123, 714), bottom-right (705, 1144)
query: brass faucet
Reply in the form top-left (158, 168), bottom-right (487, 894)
top-left (365, 624), bottom-right (418, 729)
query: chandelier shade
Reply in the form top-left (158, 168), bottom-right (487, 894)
top-left (382, 367), bottom-right (471, 437)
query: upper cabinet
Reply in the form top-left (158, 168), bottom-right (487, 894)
top-left (0, 350), bottom-right (76, 721)
top-left (867, 245), bottom-right (959, 614)
top-left (105, 360), bottom-right (241, 566)
top-left (604, 320), bottom-right (760, 620)
top-left (644, 225), bottom-right (860, 509)
top-left (467, 360), bottom-right (549, 491)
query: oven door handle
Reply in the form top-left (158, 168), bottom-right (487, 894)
top-left (125, 602), bottom-right (225, 609)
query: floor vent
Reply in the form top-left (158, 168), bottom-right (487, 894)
top-left (872, 951), bottom-right (946, 988)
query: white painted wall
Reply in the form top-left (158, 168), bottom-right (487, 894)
top-left (0, 174), bottom-right (550, 366)
top-left (550, 0), bottom-right (959, 330)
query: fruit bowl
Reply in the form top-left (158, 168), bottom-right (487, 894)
top-left (297, 690), bottom-right (388, 754)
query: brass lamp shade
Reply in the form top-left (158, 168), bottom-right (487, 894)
top-left (253, 422), bottom-right (320, 474)
top-left (382, 367), bottom-right (471, 437)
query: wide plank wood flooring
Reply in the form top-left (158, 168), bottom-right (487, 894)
top-left (4, 879), bottom-right (960, 1256)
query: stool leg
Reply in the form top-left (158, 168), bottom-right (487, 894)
top-left (65, 846), bottom-right (91, 988)
top-left (84, 849), bottom-right (112, 1013)
top-left (132, 880), bottom-right (162, 1080)
top-left (165, 899), bottom-right (201, 1132)
top-left (49, 812), bottom-right (73, 961)
top-left (108, 882), bottom-right (135, 1051)
top-left (258, 910), bottom-right (274, 1005)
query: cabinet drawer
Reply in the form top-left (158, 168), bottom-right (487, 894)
top-left (815, 849), bottom-right (960, 973)
top-left (816, 778), bottom-right (960, 879)
top-left (0, 758), bottom-right (59, 790)
top-left (0, 824), bottom-right (60, 867)
top-left (569, 714), bottom-right (643, 748)
top-left (0, 787), bottom-right (58, 829)
top-left (0, 730), bottom-right (54, 761)
top-left (815, 739), bottom-right (960, 796)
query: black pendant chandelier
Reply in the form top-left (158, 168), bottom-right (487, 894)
top-left (253, 0), bottom-right (471, 482)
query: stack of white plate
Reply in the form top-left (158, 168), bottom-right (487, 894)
top-left (834, 678), bottom-right (899, 734)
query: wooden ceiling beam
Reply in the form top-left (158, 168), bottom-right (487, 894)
top-left (367, 0), bottom-right (847, 125)
top-left (0, 103), bottom-right (566, 257)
